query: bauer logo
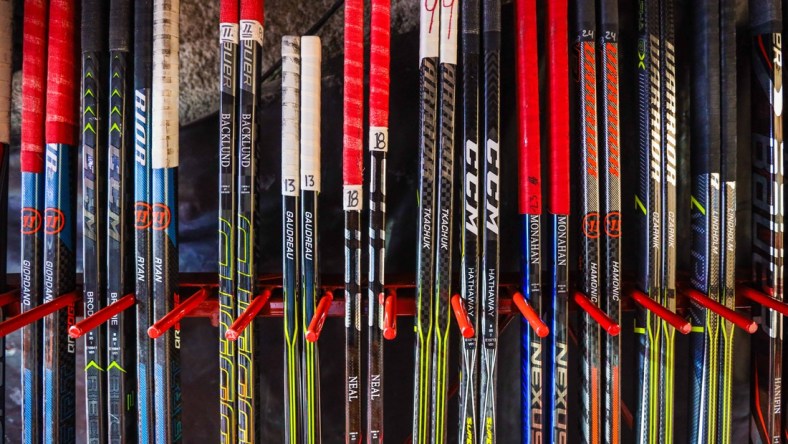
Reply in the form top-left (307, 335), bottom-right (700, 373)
top-left (44, 208), bottom-right (65, 235)
top-left (135, 202), bottom-right (152, 229)
top-left (21, 208), bottom-right (42, 234)
top-left (151, 203), bottom-right (171, 231)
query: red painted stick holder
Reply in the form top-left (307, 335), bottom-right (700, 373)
top-left (738, 285), bottom-right (788, 318)
top-left (0, 290), bottom-right (81, 337)
top-left (305, 291), bottom-right (334, 343)
top-left (225, 288), bottom-right (273, 341)
top-left (573, 291), bottom-right (621, 336)
top-left (0, 288), bottom-right (19, 309)
top-left (683, 288), bottom-right (757, 334)
top-left (382, 289), bottom-right (398, 340)
top-left (69, 293), bottom-right (136, 338)
top-left (148, 287), bottom-right (211, 339)
top-left (629, 289), bottom-right (691, 334)
top-left (450, 294), bottom-right (475, 339)
top-left (512, 292), bottom-right (549, 338)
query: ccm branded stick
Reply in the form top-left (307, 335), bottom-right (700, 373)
top-left (574, 2), bottom-right (601, 442)
top-left (300, 35), bottom-right (322, 444)
top-left (431, 1), bottom-right (457, 442)
top-left (597, 0), bottom-right (621, 441)
top-left (367, 0), bottom-right (390, 441)
top-left (219, 1), bottom-right (239, 442)
top-left (479, 0), bottom-right (501, 440)
top-left (282, 35), bottom-right (301, 444)
top-left (21, 1), bottom-right (48, 441)
top-left (42, 0), bottom-right (79, 441)
top-left (82, 0), bottom-right (108, 441)
top-left (106, 1), bottom-right (136, 440)
top-left (689, 1), bottom-right (722, 443)
top-left (413, 0), bottom-right (438, 441)
top-left (0, 0), bottom-right (9, 437)
top-left (750, 1), bottom-right (783, 442)
top-left (151, 0), bottom-right (181, 441)
top-left (236, 0), bottom-right (262, 441)
top-left (134, 0), bottom-right (155, 440)
top-left (635, 0), bottom-right (663, 442)
top-left (717, 1), bottom-right (736, 442)
top-left (459, 0), bottom-right (480, 441)
top-left (344, 0), bottom-right (363, 440)
top-left (546, 1), bottom-right (570, 442)
top-left (659, 0), bottom-right (677, 442)
top-left (514, 0), bottom-right (544, 441)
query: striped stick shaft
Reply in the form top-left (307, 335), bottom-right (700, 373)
top-left (152, 0), bottom-right (181, 442)
top-left (750, 1), bottom-right (783, 441)
top-left (300, 35), bottom-right (322, 444)
top-left (575, 2), bottom-right (600, 442)
top-left (367, 0), bottom-right (389, 441)
top-left (459, 0), bottom-right (480, 442)
top-left (344, 211), bottom-right (362, 444)
top-left (218, 2), bottom-right (239, 443)
top-left (281, 35), bottom-right (301, 444)
top-left (597, 0), bottom-right (620, 441)
top-left (133, 0), bottom-right (154, 440)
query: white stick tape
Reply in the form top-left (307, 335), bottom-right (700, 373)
top-left (152, 0), bottom-right (180, 168)
top-left (440, 0), bottom-right (458, 65)
top-left (281, 36), bottom-right (300, 196)
top-left (300, 36), bottom-right (321, 192)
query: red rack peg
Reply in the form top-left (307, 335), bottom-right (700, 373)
top-left (382, 289), bottom-right (397, 340)
top-left (305, 291), bottom-right (335, 343)
top-left (512, 292), bottom-right (550, 338)
top-left (630, 290), bottom-right (691, 335)
top-left (0, 290), bottom-right (81, 338)
top-left (738, 285), bottom-right (788, 318)
top-left (0, 288), bottom-right (19, 309)
top-left (450, 294), bottom-right (476, 339)
top-left (225, 289), bottom-right (273, 341)
top-left (69, 293), bottom-right (136, 339)
top-left (573, 291), bottom-right (621, 336)
top-left (148, 287), bottom-right (210, 339)
top-left (684, 288), bottom-right (757, 334)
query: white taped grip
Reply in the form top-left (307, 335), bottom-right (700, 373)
top-left (300, 36), bottom-right (321, 192)
top-left (240, 19), bottom-right (263, 46)
top-left (440, 0), bottom-right (458, 65)
top-left (220, 23), bottom-right (238, 44)
top-left (419, 0), bottom-right (439, 61)
top-left (152, 0), bottom-right (180, 168)
top-left (0, 0), bottom-right (11, 144)
top-left (281, 36), bottom-right (301, 197)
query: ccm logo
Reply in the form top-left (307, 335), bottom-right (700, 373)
top-left (582, 213), bottom-right (600, 239)
top-left (44, 208), bottom-right (65, 235)
top-left (21, 208), bottom-right (42, 234)
top-left (135, 202), bottom-right (152, 229)
top-left (152, 204), bottom-right (171, 231)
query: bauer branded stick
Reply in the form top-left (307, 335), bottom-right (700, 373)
top-left (106, 1), bottom-right (136, 440)
top-left (574, 2), bottom-right (601, 443)
top-left (659, 0), bottom-right (677, 442)
top-left (479, 0), bottom-right (501, 440)
top-left (344, 0), bottom-right (364, 441)
top-left (750, 1), bottom-right (783, 442)
top-left (515, 0), bottom-right (543, 441)
top-left (546, 1), bottom-right (570, 442)
top-left (367, 1), bottom-right (390, 441)
top-left (598, 0), bottom-right (622, 441)
top-left (688, 1), bottom-right (722, 443)
top-left (133, 0), bottom-right (155, 441)
top-left (20, 1), bottom-right (48, 441)
top-left (635, 0), bottom-right (663, 442)
top-left (430, 1), bottom-right (457, 442)
top-left (42, 0), bottom-right (79, 441)
top-left (81, 0), bottom-right (108, 441)
top-left (413, 0), bottom-right (439, 441)
top-left (218, 1), bottom-right (239, 442)
top-left (0, 0), bottom-right (9, 436)
top-left (236, 1), bottom-right (262, 441)
top-left (151, 0), bottom-right (181, 441)
top-left (597, 0), bottom-right (621, 442)
top-left (459, 0), bottom-right (480, 441)
top-left (281, 35), bottom-right (301, 444)
top-left (717, 2), bottom-right (736, 442)
top-left (300, 35), bottom-right (322, 444)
